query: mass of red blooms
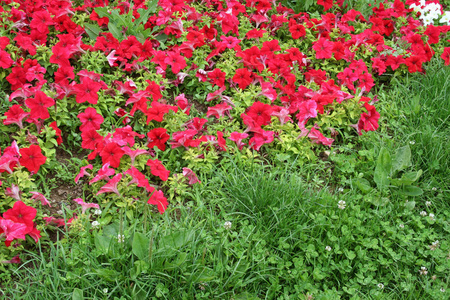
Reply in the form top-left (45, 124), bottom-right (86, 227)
top-left (0, 0), bottom-right (449, 261)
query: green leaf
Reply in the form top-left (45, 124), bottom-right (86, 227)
top-left (374, 147), bottom-right (392, 190)
top-left (108, 22), bottom-right (122, 40)
top-left (405, 201), bottom-right (416, 211)
top-left (136, 7), bottom-right (153, 27)
top-left (399, 185), bottom-right (423, 196)
top-left (391, 145), bottom-right (411, 174)
top-left (72, 288), bottom-right (83, 300)
top-left (94, 7), bottom-right (110, 18)
top-left (84, 23), bottom-right (102, 40)
top-left (132, 232), bottom-right (150, 261)
top-left (159, 230), bottom-right (194, 249)
top-left (353, 177), bottom-right (372, 194)
top-left (147, 0), bottom-right (159, 13)
top-left (94, 233), bottom-right (112, 253)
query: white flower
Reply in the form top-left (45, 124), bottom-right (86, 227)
top-left (409, 140), bottom-right (416, 145)
top-left (432, 187), bottom-right (438, 191)
top-left (441, 288), bottom-right (446, 292)
top-left (429, 213), bottom-right (435, 221)
top-left (425, 201), bottom-right (432, 207)
top-left (377, 283), bottom-right (384, 289)
top-left (117, 234), bottom-right (125, 243)
top-left (91, 221), bottom-right (100, 229)
top-left (419, 266), bottom-right (428, 275)
top-left (420, 211), bottom-right (427, 216)
top-left (338, 200), bottom-right (346, 210)
top-left (399, 224), bottom-right (404, 229)
top-left (94, 209), bottom-right (102, 215)
top-left (440, 11), bottom-right (450, 24)
top-left (224, 221), bottom-right (232, 230)
top-left (103, 288), bottom-right (108, 294)
top-left (430, 240), bottom-right (440, 250)
top-left (337, 187), bottom-right (344, 192)
top-left (325, 246), bottom-right (332, 252)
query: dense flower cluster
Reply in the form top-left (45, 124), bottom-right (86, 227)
top-left (0, 0), bottom-right (449, 262)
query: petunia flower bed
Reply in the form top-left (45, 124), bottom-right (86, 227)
top-left (0, 0), bottom-right (449, 263)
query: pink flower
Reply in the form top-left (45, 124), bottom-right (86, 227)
top-left (73, 198), bottom-right (100, 214)
top-left (182, 168), bottom-right (201, 185)
top-left (75, 164), bottom-right (93, 183)
top-left (96, 173), bottom-right (122, 196)
top-left (147, 190), bottom-right (168, 214)
top-left (30, 191), bottom-right (51, 206)
top-left (89, 163), bottom-right (115, 185)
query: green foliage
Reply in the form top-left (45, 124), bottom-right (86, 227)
top-left (85, 0), bottom-right (159, 43)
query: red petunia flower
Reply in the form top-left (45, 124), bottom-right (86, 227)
top-left (313, 38), bottom-right (334, 59)
top-left (146, 159), bottom-right (170, 181)
top-left (78, 107), bottom-right (104, 132)
top-left (208, 68), bottom-right (226, 88)
top-left (164, 52), bottom-right (187, 74)
top-left (232, 68), bottom-right (254, 90)
top-left (147, 128), bottom-right (170, 151)
top-left (3, 105), bottom-right (29, 129)
top-left (3, 201), bottom-right (37, 231)
top-left (96, 173), bottom-right (122, 196)
top-left (100, 142), bottom-right (124, 168)
top-left (25, 91), bottom-right (55, 120)
top-left (19, 145), bottom-right (46, 174)
top-left (147, 190), bottom-right (168, 214)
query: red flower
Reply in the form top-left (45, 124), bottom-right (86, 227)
top-left (100, 142), bottom-right (124, 168)
top-left (147, 190), bottom-right (168, 214)
top-left (29, 10), bottom-right (54, 33)
top-left (358, 103), bottom-right (380, 135)
top-left (146, 101), bottom-right (171, 124)
top-left (19, 145), bottom-right (47, 173)
top-left (164, 52), bottom-right (187, 74)
top-left (208, 68), bottom-right (226, 88)
top-left (441, 47), bottom-right (450, 66)
top-left (146, 159), bottom-right (170, 181)
top-left (49, 122), bottom-right (63, 145)
top-left (78, 107), bottom-right (104, 132)
top-left (81, 129), bottom-right (103, 150)
top-left (3, 105), bottom-right (29, 129)
top-left (25, 91), bottom-right (55, 120)
top-left (3, 201), bottom-right (37, 231)
top-left (245, 101), bottom-right (273, 127)
top-left (124, 166), bottom-right (154, 193)
top-left (232, 68), bottom-right (254, 90)
top-left (0, 50), bottom-right (13, 69)
top-left (206, 102), bottom-right (232, 119)
top-left (182, 168), bottom-right (201, 185)
top-left (147, 128), bottom-right (170, 151)
top-left (0, 218), bottom-right (27, 246)
top-left (74, 78), bottom-right (103, 104)
top-left (289, 20), bottom-right (306, 40)
top-left (313, 38), bottom-right (334, 59)
top-left (317, 0), bottom-right (334, 11)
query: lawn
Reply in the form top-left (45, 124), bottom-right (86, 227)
top-left (0, 0), bottom-right (449, 299)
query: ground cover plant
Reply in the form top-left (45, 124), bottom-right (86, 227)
top-left (0, 0), bottom-right (449, 298)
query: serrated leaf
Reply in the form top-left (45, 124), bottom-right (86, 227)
top-left (391, 145), bottom-right (411, 174)
top-left (132, 232), bottom-right (150, 261)
top-left (374, 147), bottom-right (392, 190)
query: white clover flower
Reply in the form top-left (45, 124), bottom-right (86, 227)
top-left (429, 213), bottom-right (435, 221)
top-left (337, 187), bottom-right (344, 192)
top-left (224, 221), bottom-right (232, 230)
top-left (338, 200), bottom-right (346, 210)
top-left (425, 201), bottom-right (432, 207)
top-left (103, 288), bottom-right (108, 294)
top-left (94, 209), bottom-right (102, 215)
top-left (377, 283), bottom-right (384, 289)
top-left (441, 288), bottom-right (446, 292)
top-left (432, 187), bottom-right (438, 191)
top-left (399, 224), bottom-right (405, 229)
top-left (420, 211), bottom-right (427, 217)
top-left (91, 220), bottom-right (100, 229)
top-left (325, 246), bottom-right (332, 252)
top-left (409, 140), bottom-right (416, 145)
top-left (419, 266), bottom-right (428, 275)
top-left (430, 240), bottom-right (440, 251)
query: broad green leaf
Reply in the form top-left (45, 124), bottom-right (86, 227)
top-left (84, 23), bottom-right (101, 40)
top-left (108, 22), bottom-right (122, 40)
top-left (399, 185), bottom-right (423, 196)
top-left (132, 232), bottom-right (150, 261)
top-left (72, 288), bottom-right (83, 300)
top-left (110, 9), bottom-right (130, 28)
top-left (391, 170), bottom-right (423, 186)
top-left (374, 147), bottom-right (392, 190)
top-left (353, 177), bottom-right (372, 194)
top-left (159, 230), bottom-right (194, 249)
top-left (147, 0), bottom-right (159, 13)
top-left (391, 145), bottom-right (411, 174)
top-left (94, 7), bottom-right (109, 18)
top-left (94, 233), bottom-right (111, 252)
